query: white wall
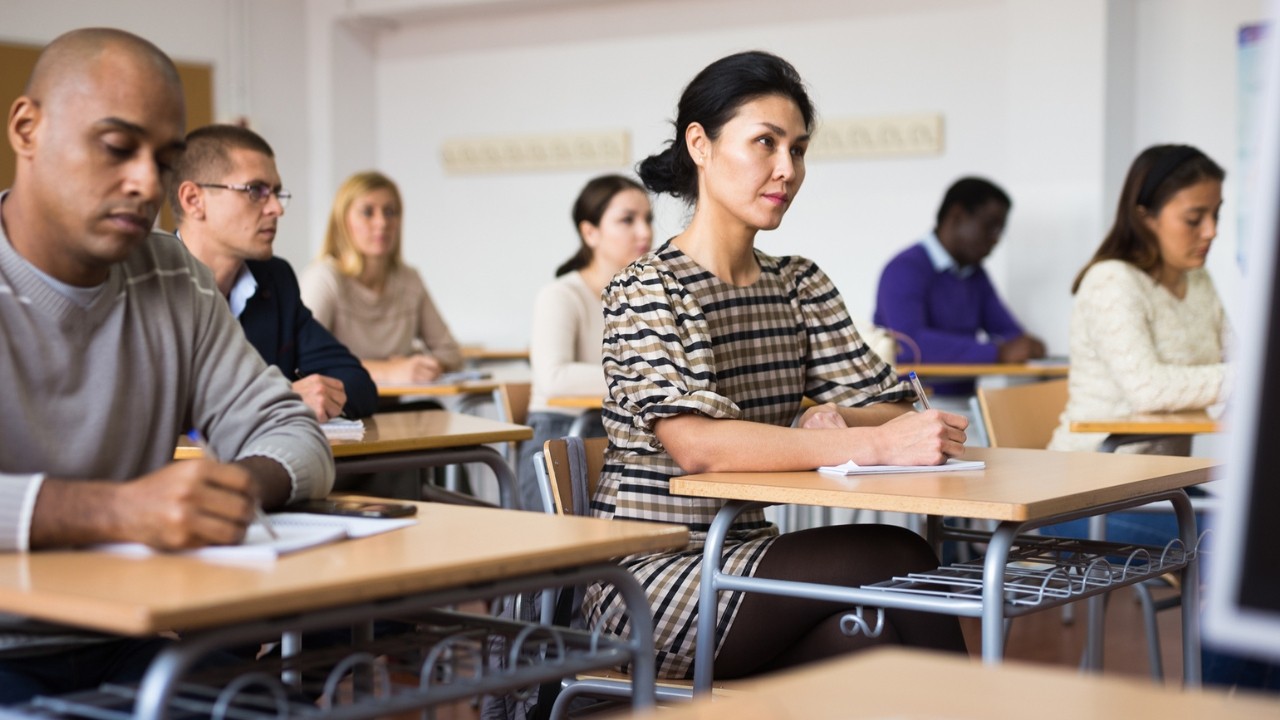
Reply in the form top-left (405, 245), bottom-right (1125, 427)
top-left (344, 0), bottom-right (1267, 350)
top-left (1133, 0), bottom-right (1268, 319)
top-left (1, 0), bottom-right (315, 264)
top-left (5, 0), bottom-right (1269, 350)
top-left (362, 0), bottom-right (1074, 348)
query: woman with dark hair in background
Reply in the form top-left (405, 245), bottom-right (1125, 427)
top-left (585, 50), bottom-right (968, 681)
top-left (1043, 145), bottom-right (1269, 691)
top-left (516, 175), bottom-right (653, 512)
top-left (1049, 145), bottom-right (1229, 455)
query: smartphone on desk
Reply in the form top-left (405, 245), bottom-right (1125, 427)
top-left (287, 499), bottom-right (418, 519)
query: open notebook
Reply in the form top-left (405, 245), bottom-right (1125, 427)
top-left (818, 458), bottom-right (986, 476)
top-left (93, 512), bottom-right (415, 562)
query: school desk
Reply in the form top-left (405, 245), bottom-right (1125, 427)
top-left (0, 500), bottom-right (686, 720)
top-left (459, 345), bottom-right (530, 366)
top-left (899, 362), bottom-right (1070, 379)
top-left (178, 410), bottom-right (532, 508)
top-left (669, 447), bottom-right (1218, 693)
top-left (1070, 411), bottom-right (1220, 452)
top-left (375, 379), bottom-right (500, 398)
top-left (624, 647), bottom-right (1280, 720)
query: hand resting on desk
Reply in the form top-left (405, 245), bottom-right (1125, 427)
top-left (292, 374), bottom-right (347, 423)
top-left (366, 354), bottom-right (443, 385)
top-left (657, 405), bottom-right (967, 474)
top-left (28, 457), bottom-right (290, 552)
top-left (800, 402), bottom-right (967, 465)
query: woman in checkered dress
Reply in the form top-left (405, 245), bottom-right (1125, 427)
top-left (583, 51), bottom-right (970, 680)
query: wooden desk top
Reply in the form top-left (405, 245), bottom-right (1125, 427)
top-left (460, 346), bottom-right (530, 362)
top-left (377, 380), bottom-right (500, 397)
top-left (899, 362), bottom-right (1070, 378)
top-left (1070, 411), bottom-right (1220, 435)
top-left (0, 499), bottom-right (686, 636)
top-left (547, 396), bottom-right (818, 410)
top-left (671, 447), bottom-right (1217, 522)
top-left (547, 395), bottom-right (605, 410)
top-left (176, 410), bottom-right (532, 461)
top-left (626, 647), bottom-right (1280, 720)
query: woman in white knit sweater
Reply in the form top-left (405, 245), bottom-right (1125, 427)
top-left (1049, 144), bottom-right (1229, 455)
top-left (515, 175), bottom-right (654, 511)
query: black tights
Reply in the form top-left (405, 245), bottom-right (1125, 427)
top-left (713, 524), bottom-right (966, 679)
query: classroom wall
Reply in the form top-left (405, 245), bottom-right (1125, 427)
top-left (3, 0), bottom-right (1268, 351)
top-left (348, 0), bottom-right (1266, 350)
top-left (0, 0), bottom-right (314, 264)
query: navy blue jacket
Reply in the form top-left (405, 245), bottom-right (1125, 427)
top-left (240, 257), bottom-right (378, 418)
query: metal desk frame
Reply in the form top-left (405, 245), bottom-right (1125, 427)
top-left (10, 564), bottom-right (654, 720)
top-left (334, 444), bottom-right (516, 509)
top-left (692, 489), bottom-right (1199, 695)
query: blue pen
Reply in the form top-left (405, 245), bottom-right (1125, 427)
top-left (184, 430), bottom-right (279, 540)
top-left (907, 371), bottom-right (932, 411)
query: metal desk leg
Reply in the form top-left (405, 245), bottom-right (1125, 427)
top-left (693, 501), bottom-right (753, 696)
top-left (925, 515), bottom-right (944, 558)
top-left (1084, 593), bottom-right (1106, 671)
top-left (1172, 489), bottom-right (1201, 686)
top-left (980, 522), bottom-right (1019, 664)
top-left (594, 564), bottom-right (659, 709)
top-left (338, 445), bottom-right (518, 509)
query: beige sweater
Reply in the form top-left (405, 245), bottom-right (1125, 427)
top-left (1048, 260), bottom-right (1229, 453)
top-left (529, 272), bottom-right (607, 414)
top-left (299, 259), bottom-right (462, 371)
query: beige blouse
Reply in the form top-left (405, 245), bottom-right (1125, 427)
top-left (528, 272), bottom-right (607, 415)
top-left (299, 258), bottom-right (462, 371)
top-left (1048, 260), bottom-right (1229, 453)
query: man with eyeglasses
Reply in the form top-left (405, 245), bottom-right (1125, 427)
top-left (0, 29), bottom-right (333, 701)
top-left (171, 125), bottom-right (376, 421)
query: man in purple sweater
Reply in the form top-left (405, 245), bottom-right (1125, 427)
top-left (874, 177), bottom-right (1046, 394)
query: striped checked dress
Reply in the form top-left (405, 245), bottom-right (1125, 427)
top-left (584, 240), bottom-right (913, 679)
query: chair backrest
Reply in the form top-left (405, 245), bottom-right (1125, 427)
top-left (542, 437), bottom-right (609, 516)
top-left (497, 382), bottom-right (531, 426)
top-left (976, 378), bottom-right (1069, 449)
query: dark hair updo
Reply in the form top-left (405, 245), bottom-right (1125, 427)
top-left (637, 50), bottom-right (815, 202)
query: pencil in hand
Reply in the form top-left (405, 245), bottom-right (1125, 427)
top-left (183, 430), bottom-right (280, 540)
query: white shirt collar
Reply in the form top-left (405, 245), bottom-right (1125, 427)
top-left (227, 263), bottom-right (258, 319)
top-left (921, 231), bottom-right (977, 279)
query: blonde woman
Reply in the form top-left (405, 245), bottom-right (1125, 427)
top-left (301, 172), bottom-right (462, 385)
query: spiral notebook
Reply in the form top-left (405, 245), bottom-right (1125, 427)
top-left (93, 512), bottom-right (415, 562)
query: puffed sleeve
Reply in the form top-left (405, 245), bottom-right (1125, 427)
top-left (789, 257), bottom-right (915, 406)
top-left (602, 261), bottom-right (741, 449)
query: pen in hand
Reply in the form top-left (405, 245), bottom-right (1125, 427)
top-left (183, 430), bottom-right (280, 540)
top-left (907, 371), bottom-right (932, 411)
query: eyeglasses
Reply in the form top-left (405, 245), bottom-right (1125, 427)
top-left (198, 182), bottom-right (292, 209)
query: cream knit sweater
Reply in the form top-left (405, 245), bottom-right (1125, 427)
top-left (1048, 260), bottom-right (1228, 453)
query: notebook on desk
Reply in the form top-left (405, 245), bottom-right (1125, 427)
top-left (93, 512), bottom-right (415, 562)
top-left (818, 458), bottom-right (986, 476)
